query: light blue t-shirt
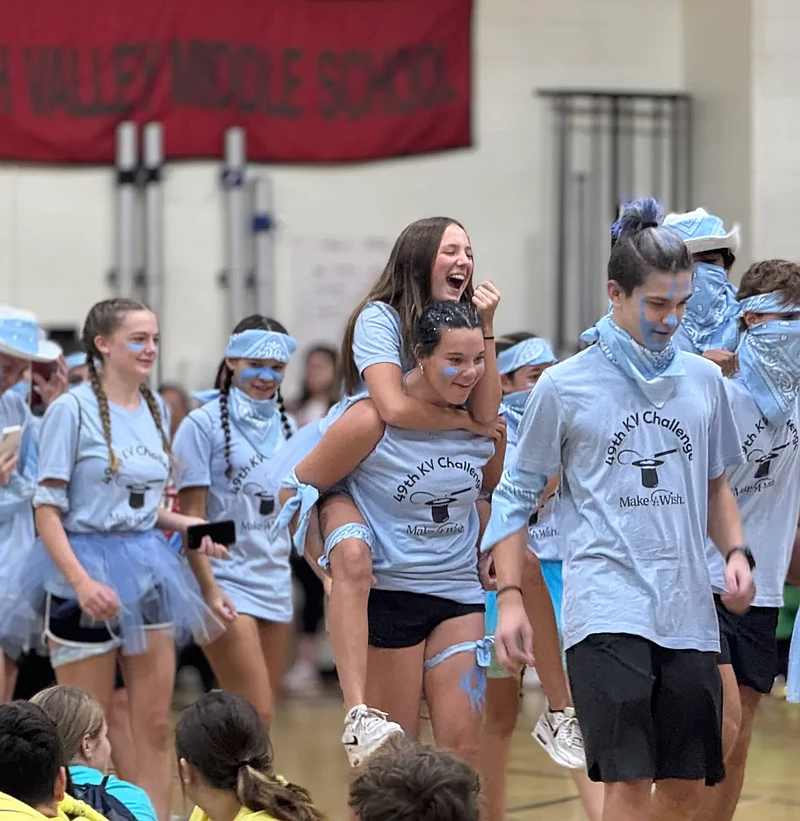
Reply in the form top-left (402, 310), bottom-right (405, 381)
top-left (514, 345), bottom-right (743, 653)
top-left (0, 391), bottom-right (37, 559)
top-left (347, 420), bottom-right (495, 604)
top-left (707, 380), bottom-right (800, 608)
top-left (324, 302), bottom-right (415, 429)
top-left (502, 437), bottom-right (562, 562)
top-left (173, 398), bottom-right (294, 623)
top-left (69, 764), bottom-right (157, 821)
top-left (34, 383), bottom-right (171, 533)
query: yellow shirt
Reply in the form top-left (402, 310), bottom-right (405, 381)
top-left (0, 793), bottom-right (50, 821)
top-left (56, 795), bottom-right (110, 821)
top-left (189, 802), bottom-right (282, 821)
top-left (0, 794), bottom-right (108, 821)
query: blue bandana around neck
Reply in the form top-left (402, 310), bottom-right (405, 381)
top-left (736, 292), bottom-right (800, 427)
top-left (499, 389), bottom-right (529, 441)
top-left (681, 262), bottom-right (741, 353)
top-left (580, 315), bottom-right (685, 407)
top-left (227, 385), bottom-right (282, 449)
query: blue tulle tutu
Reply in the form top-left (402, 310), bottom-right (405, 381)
top-left (787, 612), bottom-right (800, 703)
top-left (0, 530), bottom-right (224, 656)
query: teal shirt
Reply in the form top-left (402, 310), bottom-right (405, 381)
top-left (69, 765), bottom-right (157, 821)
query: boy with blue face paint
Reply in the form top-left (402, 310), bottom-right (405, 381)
top-left (174, 315), bottom-right (297, 731)
top-left (482, 198), bottom-right (755, 821)
top-left (693, 260), bottom-right (800, 821)
top-left (662, 208), bottom-right (741, 376)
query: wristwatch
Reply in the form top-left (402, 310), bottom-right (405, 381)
top-left (726, 546), bottom-right (756, 571)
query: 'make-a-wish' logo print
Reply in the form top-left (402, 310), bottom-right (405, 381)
top-left (605, 410), bottom-right (691, 509)
top-left (736, 416), bottom-right (799, 495)
top-left (394, 456), bottom-right (482, 537)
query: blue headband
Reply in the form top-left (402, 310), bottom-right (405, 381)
top-left (65, 352), bottom-right (87, 370)
top-left (225, 330), bottom-right (297, 363)
top-left (738, 292), bottom-right (800, 316)
top-left (497, 338), bottom-right (557, 375)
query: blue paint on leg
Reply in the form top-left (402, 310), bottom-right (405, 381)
top-left (460, 663), bottom-right (487, 711)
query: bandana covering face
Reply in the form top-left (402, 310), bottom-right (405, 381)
top-left (737, 292), bottom-right (800, 426)
top-left (499, 389), bottom-right (529, 441)
top-left (581, 315), bottom-right (685, 408)
top-left (680, 262), bottom-right (741, 353)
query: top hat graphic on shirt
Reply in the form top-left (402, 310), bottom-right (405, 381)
top-left (116, 475), bottom-right (163, 509)
top-left (410, 487), bottom-right (473, 524)
top-left (618, 448), bottom-right (679, 488)
top-left (243, 483), bottom-right (276, 516)
top-left (749, 442), bottom-right (791, 479)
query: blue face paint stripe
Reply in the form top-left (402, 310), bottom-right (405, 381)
top-left (441, 366), bottom-right (459, 376)
top-left (126, 343), bottom-right (145, 352)
top-left (240, 366), bottom-right (284, 384)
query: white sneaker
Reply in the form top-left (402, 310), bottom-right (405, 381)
top-left (342, 704), bottom-right (404, 767)
top-left (533, 707), bottom-right (586, 770)
top-left (283, 660), bottom-right (323, 697)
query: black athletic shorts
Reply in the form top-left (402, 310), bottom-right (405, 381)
top-left (47, 589), bottom-right (171, 647)
top-left (368, 589), bottom-right (484, 649)
top-left (566, 633), bottom-right (724, 785)
top-left (715, 595), bottom-right (779, 694)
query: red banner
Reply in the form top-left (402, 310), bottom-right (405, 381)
top-left (0, 0), bottom-right (473, 164)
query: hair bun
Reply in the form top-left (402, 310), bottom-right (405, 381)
top-left (612, 197), bottom-right (664, 243)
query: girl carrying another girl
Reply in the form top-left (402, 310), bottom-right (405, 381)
top-left (278, 300), bottom-right (504, 771)
top-left (0, 298), bottom-right (226, 821)
top-left (174, 316), bottom-right (297, 728)
top-left (273, 217), bottom-right (502, 765)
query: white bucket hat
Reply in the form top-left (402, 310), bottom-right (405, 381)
top-left (0, 306), bottom-right (61, 362)
top-left (663, 207), bottom-right (740, 256)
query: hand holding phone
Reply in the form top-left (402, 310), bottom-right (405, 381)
top-left (186, 520), bottom-right (236, 556)
top-left (0, 425), bottom-right (22, 460)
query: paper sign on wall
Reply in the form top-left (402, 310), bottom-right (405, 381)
top-left (290, 236), bottom-right (392, 359)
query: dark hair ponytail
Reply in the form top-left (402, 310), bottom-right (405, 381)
top-left (176, 692), bottom-right (326, 821)
top-left (608, 197), bottom-right (692, 294)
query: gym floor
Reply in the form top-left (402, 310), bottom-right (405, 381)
top-left (170, 688), bottom-right (800, 820)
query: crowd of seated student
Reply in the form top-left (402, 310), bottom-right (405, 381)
top-left (0, 690), bottom-right (480, 821)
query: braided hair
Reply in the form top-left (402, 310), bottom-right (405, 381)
top-left (220, 315), bottom-right (294, 480)
top-left (82, 298), bottom-right (172, 474)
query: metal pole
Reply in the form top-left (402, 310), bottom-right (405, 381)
top-left (222, 127), bottom-right (248, 329)
top-left (555, 96), bottom-right (571, 356)
top-left (683, 97), bottom-right (693, 211)
top-left (252, 176), bottom-right (276, 318)
top-left (114, 122), bottom-right (138, 298)
top-left (143, 122), bottom-right (164, 387)
top-left (610, 96), bottom-right (620, 221)
top-left (576, 172), bottom-right (593, 337)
